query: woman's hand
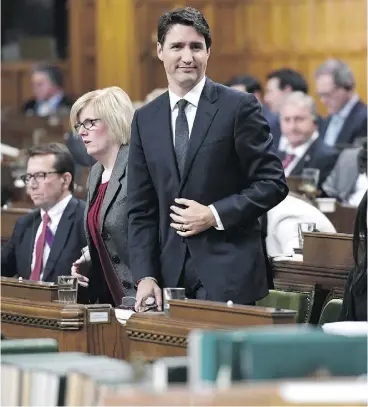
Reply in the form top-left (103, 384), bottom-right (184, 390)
top-left (71, 249), bottom-right (91, 287)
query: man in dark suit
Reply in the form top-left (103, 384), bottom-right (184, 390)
top-left (21, 63), bottom-right (73, 118)
top-left (278, 92), bottom-right (338, 187)
top-left (1, 143), bottom-right (86, 282)
top-left (127, 7), bottom-right (288, 309)
top-left (315, 58), bottom-right (367, 148)
top-left (225, 75), bottom-right (279, 150)
top-left (264, 68), bottom-right (314, 150)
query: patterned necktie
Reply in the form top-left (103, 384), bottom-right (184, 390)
top-left (30, 213), bottom-right (51, 281)
top-left (282, 153), bottom-right (296, 169)
top-left (175, 99), bottom-right (189, 177)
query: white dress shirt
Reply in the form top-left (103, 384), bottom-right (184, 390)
top-left (168, 76), bottom-right (224, 230)
top-left (31, 194), bottom-right (73, 280)
top-left (279, 132), bottom-right (319, 177)
top-left (324, 94), bottom-right (359, 147)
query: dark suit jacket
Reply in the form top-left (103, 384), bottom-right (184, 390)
top-left (84, 145), bottom-right (135, 302)
top-left (21, 95), bottom-right (74, 116)
top-left (1, 196), bottom-right (86, 282)
top-left (278, 138), bottom-right (339, 186)
top-left (319, 100), bottom-right (367, 147)
top-left (127, 78), bottom-right (288, 304)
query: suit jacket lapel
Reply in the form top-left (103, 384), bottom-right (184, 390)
top-left (154, 94), bottom-right (181, 186)
top-left (336, 104), bottom-right (360, 145)
top-left (99, 145), bottom-right (129, 231)
top-left (42, 197), bottom-right (78, 281)
top-left (180, 78), bottom-right (219, 189)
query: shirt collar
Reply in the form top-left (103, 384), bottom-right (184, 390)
top-left (336, 93), bottom-right (359, 119)
top-left (40, 194), bottom-right (72, 223)
top-left (168, 76), bottom-right (206, 111)
top-left (285, 131), bottom-right (319, 157)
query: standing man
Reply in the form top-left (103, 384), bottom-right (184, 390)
top-left (127, 7), bottom-right (288, 309)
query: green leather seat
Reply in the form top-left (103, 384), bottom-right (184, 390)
top-left (318, 298), bottom-right (343, 325)
top-left (257, 287), bottom-right (315, 323)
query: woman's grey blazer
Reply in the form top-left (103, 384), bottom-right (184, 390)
top-left (84, 145), bottom-right (136, 297)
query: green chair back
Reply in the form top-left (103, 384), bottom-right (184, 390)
top-left (318, 298), bottom-right (343, 326)
top-left (257, 283), bottom-right (315, 323)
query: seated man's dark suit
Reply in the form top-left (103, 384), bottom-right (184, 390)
top-left (1, 197), bottom-right (86, 282)
top-left (21, 95), bottom-right (74, 116)
top-left (278, 138), bottom-right (339, 187)
top-left (319, 100), bottom-right (367, 147)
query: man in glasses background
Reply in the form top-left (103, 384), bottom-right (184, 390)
top-left (1, 143), bottom-right (87, 283)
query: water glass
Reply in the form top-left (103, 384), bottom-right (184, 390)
top-left (297, 222), bottom-right (316, 248)
top-left (57, 275), bottom-right (78, 303)
top-left (163, 287), bottom-right (186, 315)
top-left (299, 168), bottom-right (320, 199)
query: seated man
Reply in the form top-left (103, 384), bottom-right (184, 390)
top-left (278, 91), bottom-right (338, 187)
top-left (321, 139), bottom-right (367, 206)
top-left (21, 63), bottom-right (73, 117)
top-left (225, 75), bottom-right (279, 139)
top-left (266, 193), bottom-right (336, 256)
top-left (315, 58), bottom-right (367, 148)
top-left (1, 143), bottom-right (86, 282)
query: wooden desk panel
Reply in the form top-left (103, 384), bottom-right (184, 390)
top-left (1, 297), bottom-right (127, 359)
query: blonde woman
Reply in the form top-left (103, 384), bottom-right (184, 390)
top-left (70, 87), bottom-right (135, 306)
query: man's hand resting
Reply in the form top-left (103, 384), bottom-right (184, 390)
top-left (135, 279), bottom-right (162, 312)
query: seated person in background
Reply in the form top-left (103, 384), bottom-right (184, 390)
top-left (315, 58), bottom-right (367, 148)
top-left (264, 68), bottom-right (318, 149)
top-left (278, 92), bottom-right (338, 187)
top-left (225, 75), bottom-right (278, 139)
top-left (321, 139), bottom-right (367, 206)
top-left (1, 143), bottom-right (86, 282)
top-left (21, 63), bottom-right (73, 117)
top-left (266, 192), bottom-right (336, 256)
top-left (339, 192), bottom-right (367, 321)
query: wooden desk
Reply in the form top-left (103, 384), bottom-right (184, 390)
top-left (0, 278), bottom-right (128, 359)
top-left (100, 380), bottom-right (366, 406)
top-left (1, 297), bottom-right (128, 359)
top-left (125, 300), bottom-right (296, 361)
top-left (325, 204), bottom-right (357, 234)
top-left (1, 207), bottom-right (30, 240)
top-left (273, 232), bottom-right (351, 323)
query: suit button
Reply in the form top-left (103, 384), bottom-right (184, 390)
top-left (101, 232), bottom-right (109, 240)
top-left (123, 281), bottom-right (132, 289)
top-left (112, 255), bottom-right (120, 264)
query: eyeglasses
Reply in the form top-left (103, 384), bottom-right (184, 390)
top-left (20, 171), bottom-right (61, 185)
top-left (74, 118), bottom-right (101, 133)
top-left (117, 295), bottom-right (158, 312)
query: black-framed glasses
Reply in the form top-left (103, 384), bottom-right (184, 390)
top-left (117, 295), bottom-right (158, 312)
top-left (20, 171), bottom-right (62, 185)
top-left (74, 118), bottom-right (101, 133)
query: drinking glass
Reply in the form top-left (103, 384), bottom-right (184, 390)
top-left (299, 168), bottom-right (320, 199)
top-left (57, 275), bottom-right (78, 303)
top-left (163, 287), bottom-right (186, 315)
top-left (297, 222), bottom-right (316, 248)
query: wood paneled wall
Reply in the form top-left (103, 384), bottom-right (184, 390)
top-left (96, 0), bottom-right (141, 100)
top-left (1, 62), bottom-right (69, 110)
top-left (130, 0), bottom-right (366, 113)
top-left (1, 0), bottom-right (366, 113)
